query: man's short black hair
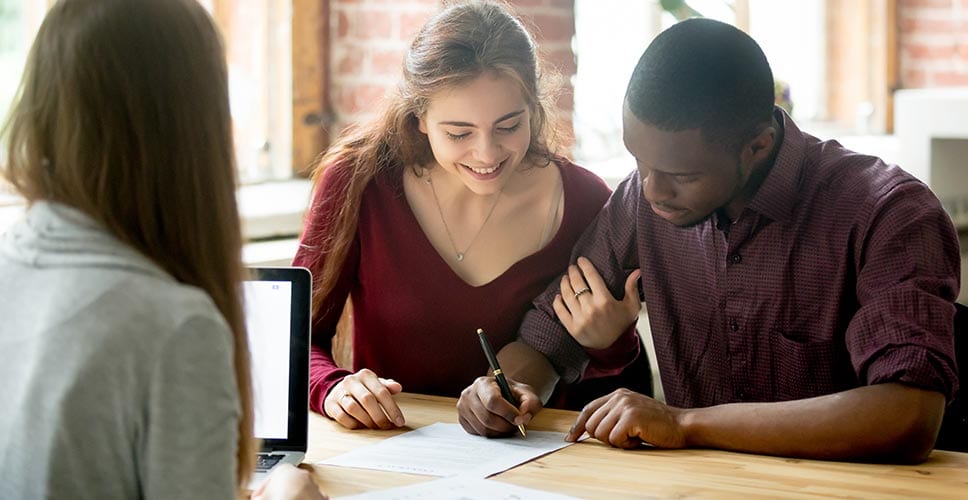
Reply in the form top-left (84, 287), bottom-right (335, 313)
top-left (626, 18), bottom-right (774, 152)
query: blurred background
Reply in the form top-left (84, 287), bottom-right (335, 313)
top-left (1, 0), bottom-right (966, 305)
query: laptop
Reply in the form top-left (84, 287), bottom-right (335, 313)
top-left (243, 266), bottom-right (311, 488)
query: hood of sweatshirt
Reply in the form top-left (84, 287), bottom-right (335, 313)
top-left (0, 200), bottom-right (168, 280)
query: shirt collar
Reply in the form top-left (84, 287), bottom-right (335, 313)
top-left (744, 107), bottom-right (806, 225)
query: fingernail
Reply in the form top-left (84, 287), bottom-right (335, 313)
top-left (395, 417), bottom-right (405, 426)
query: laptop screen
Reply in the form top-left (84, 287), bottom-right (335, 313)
top-left (242, 267), bottom-right (311, 449)
top-left (244, 279), bottom-right (292, 439)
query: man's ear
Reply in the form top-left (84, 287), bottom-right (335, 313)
top-left (741, 125), bottom-right (776, 172)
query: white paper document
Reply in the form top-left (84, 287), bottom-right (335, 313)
top-left (319, 422), bottom-right (572, 477)
top-left (338, 476), bottom-right (580, 500)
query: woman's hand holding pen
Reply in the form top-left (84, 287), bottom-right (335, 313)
top-left (323, 369), bottom-right (405, 430)
top-left (457, 376), bottom-right (543, 437)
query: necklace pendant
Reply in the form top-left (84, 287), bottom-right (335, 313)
top-left (456, 252), bottom-right (464, 261)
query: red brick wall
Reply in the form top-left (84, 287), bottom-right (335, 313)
top-left (514, 0), bottom-right (577, 146)
top-left (329, 0), bottom-right (577, 147)
top-left (899, 0), bottom-right (968, 87)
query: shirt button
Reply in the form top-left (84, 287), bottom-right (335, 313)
top-left (729, 253), bottom-right (742, 264)
top-left (736, 389), bottom-right (747, 400)
top-left (730, 319), bottom-right (739, 332)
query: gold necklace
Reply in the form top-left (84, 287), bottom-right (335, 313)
top-left (426, 174), bottom-right (502, 262)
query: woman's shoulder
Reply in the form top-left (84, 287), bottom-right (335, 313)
top-left (311, 157), bottom-right (401, 204)
top-left (314, 157), bottom-right (356, 192)
top-left (552, 156), bottom-right (611, 202)
top-left (104, 271), bottom-right (229, 340)
top-left (8, 202), bottom-right (227, 339)
top-left (17, 267), bottom-right (232, 385)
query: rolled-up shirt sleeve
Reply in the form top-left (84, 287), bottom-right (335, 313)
top-left (847, 179), bottom-right (960, 401)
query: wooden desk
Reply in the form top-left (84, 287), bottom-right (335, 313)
top-left (306, 393), bottom-right (968, 498)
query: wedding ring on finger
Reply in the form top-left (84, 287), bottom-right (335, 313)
top-left (574, 287), bottom-right (591, 299)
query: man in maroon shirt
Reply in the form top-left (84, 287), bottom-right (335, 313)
top-left (457, 18), bottom-right (960, 463)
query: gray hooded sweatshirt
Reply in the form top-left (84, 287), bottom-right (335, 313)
top-left (0, 201), bottom-right (240, 499)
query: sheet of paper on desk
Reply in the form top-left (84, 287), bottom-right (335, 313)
top-left (338, 476), bottom-right (580, 500)
top-left (318, 422), bottom-right (572, 478)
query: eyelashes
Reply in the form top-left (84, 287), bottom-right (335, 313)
top-left (444, 123), bottom-right (521, 142)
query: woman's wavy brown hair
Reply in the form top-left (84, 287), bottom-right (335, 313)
top-left (1, 0), bottom-right (256, 489)
top-left (306, 0), bottom-right (563, 315)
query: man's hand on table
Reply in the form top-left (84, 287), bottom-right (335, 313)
top-left (565, 388), bottom-right (687, 449)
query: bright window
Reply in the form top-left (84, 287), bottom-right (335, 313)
top-left (572, 0), bottom-right (659, 185)
top-left (199, 0), bottom-right (293, 183)
top-left (573, 0), bottom-right (827, 184)
top-left (0, 0), bottom-right (293, 186)
top-left (0, 0), bottom-right (44, 203)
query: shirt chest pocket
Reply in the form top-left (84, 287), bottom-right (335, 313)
top-left (767, 330), bottom-right (854, 401)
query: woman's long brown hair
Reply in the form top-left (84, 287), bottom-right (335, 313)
top-left (1, 0), bottom-right (255, 488)
top-left (306, 0), bottom-right (562, 316)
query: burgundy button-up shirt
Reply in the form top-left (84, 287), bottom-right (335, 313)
top-left (521, 110), bottom-right (961, 408)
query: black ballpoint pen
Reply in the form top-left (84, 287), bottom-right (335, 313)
top-left (476, 328), bottom-right (527, 438)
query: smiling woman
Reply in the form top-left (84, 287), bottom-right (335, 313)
top-left (292, 0), bottom-right (653, 433)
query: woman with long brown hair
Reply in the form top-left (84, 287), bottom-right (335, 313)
top-left (295, 0), bottom-right (652, 430)
top-left (0, 0), bottom-right (322, 498)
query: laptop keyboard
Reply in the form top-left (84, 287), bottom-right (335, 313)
top-left (255, 453), bottom-right (285, 472)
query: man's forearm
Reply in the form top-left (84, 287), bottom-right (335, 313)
top-left (496, 341), bottom-right (560, 404)
top-left (680, 383), bottom-right (945, 463)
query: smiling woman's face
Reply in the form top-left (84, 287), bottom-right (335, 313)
top-left (418, 72), bottom-right (532, 196)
